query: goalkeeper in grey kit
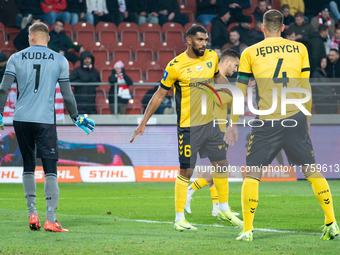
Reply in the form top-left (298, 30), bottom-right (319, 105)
top-left (0, 22), bottom-right (95, 232)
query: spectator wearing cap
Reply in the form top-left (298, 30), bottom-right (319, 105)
top-left (280, 0), bottom-right (304, 16)
top-left (211, 8), bottom-right (231, 48)
top-left (196, 0), bottom-right (222, 27)
top-left (108, 61), bottom-right (133, 114)
top-left (291, 11), bottom-right (315, 48)
top-left (0, 52), bottom-right (8, 82)
top-left (252, 0), bottom-right (268, 22)
top-left (310, 5), bottom-right (335, 38)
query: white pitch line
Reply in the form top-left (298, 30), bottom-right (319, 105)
top-left (118, 218), bottom-right (320, 235)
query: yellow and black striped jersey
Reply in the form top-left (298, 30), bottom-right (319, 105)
top-left (234, 37), bottom-right (311, 121)
top-left (160, 49), bottom-right (219, 127)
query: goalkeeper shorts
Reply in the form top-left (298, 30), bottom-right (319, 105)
top-left (13, 121), bottom-right (58, 160)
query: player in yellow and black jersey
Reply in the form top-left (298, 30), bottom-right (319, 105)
top-left (225, 10), bottom-right (339, 241)
top-left (184, 49), bottom-right (242, 219)
top-left (131, 25), bottom-right (243, 231)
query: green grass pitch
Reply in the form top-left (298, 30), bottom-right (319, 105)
top-left (0, 181), bottom-right (339, 254)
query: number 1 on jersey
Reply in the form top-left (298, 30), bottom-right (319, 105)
top-left (273, 58), bottom-right (289, 87)
top-left (33, 64), bottom-right (41, 93)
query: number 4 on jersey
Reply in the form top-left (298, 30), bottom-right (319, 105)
top-left (273, 58), bottom-right (289, 87)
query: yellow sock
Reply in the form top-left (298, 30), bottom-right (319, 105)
top-left (242, 177), bottom-right (260, 232)
top-left (213, 172), bottom-right (228, 203)
top-left (190, 177), bottom-right (209, 191)
top-left (210, 186), bottom-right (219, 204)
top-left (306, 172), bottom-right (335, 225)
top-left (175, 174), bottom-right (190, 212)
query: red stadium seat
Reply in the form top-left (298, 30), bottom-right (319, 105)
top-left (96, 22), bottom-right (118, 45)
top-left (110, 41), bottom-right (132, 61)
top-left (180, 8), bottom-right (194, 23)
top-left (0, 41), bottom-right (15, 56)
top-left (125, 98), bottom-right (144, 114)
top-left (146, 69), bottom-right (163, 82)
top-left (184, 22), bottom-right (204, 32)
top-left (153, 41), bottom-right (177, 54)
top-left (242, 0), bottom-right (257, 15)
top-left (176, 41), bottom-right (187, 55)
top-left (227, 22), bottom-right (239, 33)
top-left (140, 22), bottom-right (162, 45)
top-left (6, 27), bottom-right (20, 41)
top-left (95, 89), bottom-right (110, 114)
top-left (95, 60), bottom-right (115, 70)
top-left (133, 42), bottom-right (154, 62)
top-left (125, 67), bottom-right (143, 82)
top-left (132, 86), bottom-right (155, 102)
top-left (86, 41), bottom-right (110, 62)
top-left (118, 22), bottom-right (139, 43)
top-left (74, 22), bottom-right (95, 47)
top-left (142, 60), bottom-right (163, 73)
top-left (157, 50), bottom-right (176, 67)
top-left (162, 22), bottom-right (184, 43)
top-left (100, 68), bottom-right (113, 83)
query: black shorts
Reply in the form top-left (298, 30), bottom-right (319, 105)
top-left (178, 120), bottom-right (226, 169)
top-left (246, 111), bottom-right (315, 167)
top-left (13, 121), bottom-right (58, 160)
top-left (199, 132), bottom-right (228, 159)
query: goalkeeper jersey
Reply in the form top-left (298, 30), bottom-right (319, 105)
top-left (4, 45), bottom-right (70, 124)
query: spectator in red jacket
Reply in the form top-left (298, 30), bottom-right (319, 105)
top-left (39, 0), bottom-right (71, 25)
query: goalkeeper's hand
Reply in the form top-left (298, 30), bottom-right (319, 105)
top-left (0, 114), bottom-right (4, 130)
top-left (73, 115), bottom-right (95, 134)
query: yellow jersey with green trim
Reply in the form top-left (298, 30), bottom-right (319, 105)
top-left (160, 49), bottom-right (219, 127)
top-left (237, 37), bottom-right (311, 120)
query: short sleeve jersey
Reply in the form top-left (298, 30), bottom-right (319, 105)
top-left (160, 49), bottom-right (219, 127)
top-left (5, 45), bottom-right (69, 124)
top-left (237, 37), bottom-right (310, 120)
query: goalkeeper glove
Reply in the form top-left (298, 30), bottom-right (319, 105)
top-left (73, 115), bottom-right (95, 135)
top-left (0, 114), bottom-right (3, 130)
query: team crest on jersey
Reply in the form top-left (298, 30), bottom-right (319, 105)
top-left (196, 66), bottom-right (203, 71)
top-left (206, 62), bottom-right (212, 69)
top-left (162, 70), bottom-right (168, 81)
